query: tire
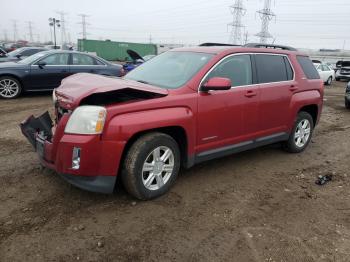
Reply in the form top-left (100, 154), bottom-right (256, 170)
top-left (345, 98), bottom-right (350, 109)
top-left (0, 76), bottom-right (22, 99)
top-left (121, 132), bottom-right (181, 200)
top-left (325, 76), bottom-right (332, 86)
top-left (284, 111), bottom-right (314, 153)
top-left (336, 77), bottom-right (340, 81)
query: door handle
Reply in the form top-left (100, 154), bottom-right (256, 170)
top-left (245, 90), bottom-right (257, 98)
top-left (289, 85), bottom-right (298, 91)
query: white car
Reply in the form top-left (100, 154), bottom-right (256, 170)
top-left (314, 63), bottom-right (335, 85)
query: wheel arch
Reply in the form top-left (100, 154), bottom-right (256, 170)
top-left (120, 126), bottom-right (190, 170)
top-left (0, 74), bottom-right (24, 89)
top-left (298, 104), bottom-right (318, 126)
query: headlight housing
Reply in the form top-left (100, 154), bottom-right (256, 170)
top-left (65, 106), bottom-right (107, 135)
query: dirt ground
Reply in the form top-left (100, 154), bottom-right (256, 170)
top-left (0, 81), bottom-right (350, 262)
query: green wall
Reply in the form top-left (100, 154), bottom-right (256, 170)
top-left (78, 39), bottom-right (157, 61)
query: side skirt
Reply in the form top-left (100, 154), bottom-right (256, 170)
top-left (194, 132), bottom-right (289, 165)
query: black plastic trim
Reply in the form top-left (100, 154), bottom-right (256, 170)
top-left (194, 132), bottom-right (289, 164)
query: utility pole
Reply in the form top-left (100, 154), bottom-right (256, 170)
top-left (49, 17), bottom-right (61, 49)
top-left (12, 20), bottom-right (18, 42)
top-left (228, 0), bottom-right (246, 45)
top-left (256, 0), bottom-right (276, 44)
top-left (26, 21), bottom-right (34, 43)
top-left (149, 34), bottom-right (153, 43)
top-left (3, 30), bottom-right (8, 42)
top-left (78, 14), bottom-right (89, 40)
top-left (244, 31), bottom-right (249, 45)
top-left (56, 11), bottom-right (68, 45)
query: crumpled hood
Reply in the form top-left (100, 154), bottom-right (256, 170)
top-left (55, 73), bottom-right (168, 110)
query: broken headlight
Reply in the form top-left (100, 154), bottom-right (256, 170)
top-left (64, 106), bottom-right (107, 135)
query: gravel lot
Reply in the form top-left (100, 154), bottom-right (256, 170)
top-left (0, 81), bottom-right (350, 262)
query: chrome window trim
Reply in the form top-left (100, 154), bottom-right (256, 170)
top-left (198, 52), bottom-right (296, 92)
top-left (71, 53), bottom-right (108, 66)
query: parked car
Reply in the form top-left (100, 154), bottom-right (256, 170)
top-left (345, 82), bottom-right (350, 109)
top-left (123, 49), bottom-right (156, 72)
top-left (20, 44), bottom-right (323, 200)
top-left (0, 50), bottom-right (123, 99)
top-left (0, 47), bottom-right (7, 57)
top-left (335, 61), bottom-right (350, 81)
top-left (314, 63), bottom-right (335, 85)
top-left (0, 47), bottom-right (47, 63)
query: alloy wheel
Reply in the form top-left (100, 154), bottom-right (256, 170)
top-left (142, 146), bottom-right (175, 191)
top-left (294, 119), bottom-right (311, 148)
top-left (0, 79), bottom-right (19, 98)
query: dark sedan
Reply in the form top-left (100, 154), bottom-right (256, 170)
top-left (345, 81), bottom-right (350, 109)
top-left (0, 47), bottom-right (47, 63)
top-left (0, 50), bottom-right (123, 99)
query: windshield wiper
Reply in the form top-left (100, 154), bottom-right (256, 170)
top-left (135, 80), bottom-right (150, 85)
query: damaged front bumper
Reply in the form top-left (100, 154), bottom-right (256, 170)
top-left (20, 112), bottom-right (119, 194)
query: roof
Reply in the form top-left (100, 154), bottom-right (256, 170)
top-left (171, 46), bottom-right (304, 56)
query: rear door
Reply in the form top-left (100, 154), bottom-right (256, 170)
top-left (29, 53), bottom-right (70, 90)
top-left (255, 54), bottom-right (295, 135)
top-left (70, 53), bottom-right (107, 75)
top-left (197, 54), bottom-right (260, 153)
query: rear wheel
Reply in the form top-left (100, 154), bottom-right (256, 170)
top-left (284, 111), bottom-right (314, 153)
top-left (121, 132), bottom-right (181, 200)
top-left (325, 76), bottom-right (332, 86)
top-left (0, 76), bottom-right (22, 99)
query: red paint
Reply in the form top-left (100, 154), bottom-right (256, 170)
top-left (34, 47), bottom-right (324, 182)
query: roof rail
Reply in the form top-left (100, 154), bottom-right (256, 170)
top-left (199, 43), bottom-right (240, 47)
top-left (244, 43), bottom-right (297, 51)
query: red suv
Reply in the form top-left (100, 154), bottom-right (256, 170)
top-left (21, 44), bottom-right (324, 200)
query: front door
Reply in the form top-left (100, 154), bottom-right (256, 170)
top-left (197, 54), bottom-right (260, 154)
top-left (29, 53), bottom-right (71, 90)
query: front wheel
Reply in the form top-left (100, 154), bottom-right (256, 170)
top-left (0, 76), bottom-right (22, 99)
top-left (121, 132), bottom-right (181, 200)
top-left (284, 111), bottom-right (314, 153)
top-left (345, 98), bottom-right (350, 109)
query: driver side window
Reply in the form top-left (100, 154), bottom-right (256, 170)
top-left (38, 53), bottom-right (69, 65)
top-left (206, 54), bottom-right (253, 87)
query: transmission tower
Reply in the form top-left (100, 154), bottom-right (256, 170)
top-left (12, 20), bottom-right (18, 42)
top-left (255, 0), bottom-right (276, 44)
top-left (228, 0), bottom-right (246, 45)
top-left (78, 14), bottom-right (89, 39)
top-left (56, 11), bottom-right (68, 44)
top-left (26, 21), bottom-right (34, 42)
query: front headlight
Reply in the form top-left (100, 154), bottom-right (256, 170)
top-left (65, 106), bottom-right (107, 135)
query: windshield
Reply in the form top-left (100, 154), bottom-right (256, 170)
top-left (124, 51), bottom-right (214, 89)
top-left (17, 52), bottom-right (49, 64)
top-left (7, 48), bottom-right (25, 57)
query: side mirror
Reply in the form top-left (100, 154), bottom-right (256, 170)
top-left (15, 54), bottom-right (22, 59)
top-left (201, 77), bottom-right (232, 92)
top-left (37, 61), bottom-right (47, 68)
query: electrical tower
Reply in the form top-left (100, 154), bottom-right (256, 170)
top-left (255, 0), bottom-right (276, 44)
top-left (228, 0), bottom-right (246, 45)
top-left (26, 21), bottom-right (34, 42)
top-left (12, 20), bottom-right (18, 42)
top-left (78, 14), bottom-right (89, 39)
top-left (56, 11), bottom-right (68, 44)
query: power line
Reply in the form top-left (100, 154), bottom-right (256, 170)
top-left (56, 11), bottom-right (68, 44)
top-left (26, 21), bottom-right (34, 42)
top-left (256, 0), bottom-right (276, 44)
top-left (228, 0), bottom-right (246, 45)
top-left (12, 20), bottom-right (18, 42)
top-left (78, 14), bottom-right (89, 40)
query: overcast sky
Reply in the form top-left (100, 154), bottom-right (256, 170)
top-left (0, 0), bottom-right (349, 50)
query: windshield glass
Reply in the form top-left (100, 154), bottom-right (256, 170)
top-left (7, 48), bottom-right (25, 57)
top-left (124, 51), bottom-right (214, 89)
top-left (17, 52), bottom-right (49, 64)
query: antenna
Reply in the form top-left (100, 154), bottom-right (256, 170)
top-left (228, 0), bottom-right (246, 45)
top-left (78, 14), bottom-right (90, 40)
top-left (255, 0), bottom-right (276, 44)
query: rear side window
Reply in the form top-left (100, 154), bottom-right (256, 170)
top-left (255, 54), bottom-right (290, 83)
top-left (296, 56), bottom-right (320, 79)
